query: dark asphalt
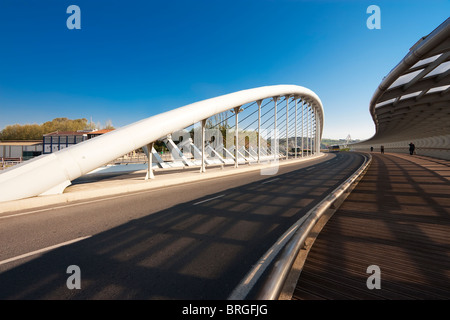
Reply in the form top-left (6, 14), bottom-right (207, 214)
top-left (0, 152), bottom-right (365, 299)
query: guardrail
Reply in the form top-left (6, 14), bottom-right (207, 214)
top-left (352, 146), bottom-right (450, 160)
top-left (255, 152), bottom-right (372, 300)
top-left (0, 157), bottom-right (23, 170)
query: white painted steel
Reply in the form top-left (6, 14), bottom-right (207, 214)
top-left (0, 85), bottom-right (324, 202)
top-left (295, 99), bottom-right (298, 158)
top-left (286, 97), bottom-right (289, 159)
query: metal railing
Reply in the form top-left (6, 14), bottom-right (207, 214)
top-left (0, 157), bottom-right (23, 170)
top-left (254, 153), bottom-right (372, 300)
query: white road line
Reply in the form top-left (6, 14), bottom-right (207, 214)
top-left (261, 178), bottom-right (280, 184)
top-left (0, 236), bottom-right (91, 266)
top-left (193, 194), bottom-right (226, 206)
top-left (0, 182), bottom-right (188, 220)
top-left (306, 167), bottom-right (315, 171)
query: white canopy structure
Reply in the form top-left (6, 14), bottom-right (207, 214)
top-left (353, 18), bottom-right (450, 159)
top-left (0, 85), bottom-right (324, 202)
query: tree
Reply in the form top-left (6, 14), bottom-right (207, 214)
top-left (104, 119), bottom-right (115, 130)
top-left (0, 118), bottom-right (90, 141)
top-left (0, 124), bottom-right (44, 140)
top-left (41, 117), bottom-right (89, 133)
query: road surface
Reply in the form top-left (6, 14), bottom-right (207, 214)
top-left (0, 152), bottom-right (365, 299)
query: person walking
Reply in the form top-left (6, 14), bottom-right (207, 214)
top-left (409, 142), bottom-right (415, 155)
top-left (370, 146), bottom-right (374, 152)
top-left (380, 145), bottom-right (384, 154)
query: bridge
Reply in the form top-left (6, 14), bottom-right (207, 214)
top-left (0, 18), bottom-right (448, 301)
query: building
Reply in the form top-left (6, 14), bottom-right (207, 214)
top-left (42, 131), bottom-right (89, 154)
top-left (87, 129), bottom-right (115, 139)
top-left (0, 140), bottom-right (43, 160)
top-left (42, 129), bottom-right (115, 154)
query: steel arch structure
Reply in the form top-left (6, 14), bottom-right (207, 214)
top-left (0, 85), bottom-right (324, 203)
top-left (353, 18), bottom-right (450, 159)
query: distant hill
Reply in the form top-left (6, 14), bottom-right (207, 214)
top-left (321, 138), bottom-right (361, 146)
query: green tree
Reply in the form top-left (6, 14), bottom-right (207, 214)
top-left (0, 117), bottom-right (91, 141)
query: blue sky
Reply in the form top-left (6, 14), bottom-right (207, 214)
top-left (0, 0), bottom-right (449, 140)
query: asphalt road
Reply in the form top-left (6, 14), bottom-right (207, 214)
top-left (0, 152), bottom-right (365, 299)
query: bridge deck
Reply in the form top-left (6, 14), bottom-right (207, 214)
top-left (292, 153), bottom-right (450, 300)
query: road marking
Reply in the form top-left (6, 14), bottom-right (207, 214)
top-left (193, 194), bottom-right (226, 206)
top-left (306, 167), bottom-right (315, 171)
top-left (0, 181), bottom-right (194, 220)
top-left (261, 178), bottom-right (280, 184)
top-left (0, 236), bottom-right (91, 266)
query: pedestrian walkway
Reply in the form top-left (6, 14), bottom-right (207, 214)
top-left (292, 153), bottom-right (450, 299)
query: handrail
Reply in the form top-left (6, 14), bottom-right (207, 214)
top-left (255, 152), bottom-right (372, 300)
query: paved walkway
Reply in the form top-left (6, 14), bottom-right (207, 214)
top-left (292, 153), bottom-right (450, 299)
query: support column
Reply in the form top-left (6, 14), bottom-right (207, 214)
top-left (301, 100), bottom-right (304, 158)
top-left (312, 108), bottom-right (317, 154)
top-left (310, 108), bottom-right (313, 156)
top-left (315, 109), bottom-right (319, 154)
top-left (306, 103), bottom-right (309, 157)
top-left (234, 106), bottom-right (241, 168)
top-left (314, 109), bottom-right (316, 155)
top-left (309, 104), bottom-right (312, 156)
top-left (313, 109), bottom-right (316, 155)
top-left (145, 142), bottom-right (155, 180)
top-left (201, 119), bottom-right (207, 173)
top-left (310, 106), bottom-right (313, 156)
top-left (311, 106), bottom-right (314, 155)
top-left (273, 97), bottom-right (278, 161)
top-left (318, 111), bottom-right (322, 154)
top-left (257, 100), bottom-right (262, 164)
top-left (285, 96), bottom-right (289, 160)
top-left (295, 97), bottom-right (298, 159)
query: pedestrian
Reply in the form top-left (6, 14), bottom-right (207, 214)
top-left (409, 142), bottom-right (415, 155)
top-left (370, 146), bottom-right (374, 152)
top-left (380, 145), bottom-right (384, 154)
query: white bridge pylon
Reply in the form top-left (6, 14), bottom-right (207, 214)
top-left (0, 85), bottom-right (324, 202)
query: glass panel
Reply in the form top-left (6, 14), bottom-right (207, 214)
top-left (388, 69), bottom-right (423, 89)
top-left (399, 91), bottom-right (422, 100)
top-left (427, 85), bottom-right (450, 94)
top-left (410, 54), bottom-right (442, 69)
top-left (375, 98), bottom-right (396, 108)
top-left (424, 61), bottom-right (450, 78)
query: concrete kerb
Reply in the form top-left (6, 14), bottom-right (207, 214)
top-left (0, 153), bottom-right (326, 214)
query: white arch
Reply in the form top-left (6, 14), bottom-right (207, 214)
top-left (0, 85), bottom-right (324, 202)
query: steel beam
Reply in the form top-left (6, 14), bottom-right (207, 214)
top-left (285, 96), bottom-right (289, 160)
top-left (145, 142), bottom-right (155, 180)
